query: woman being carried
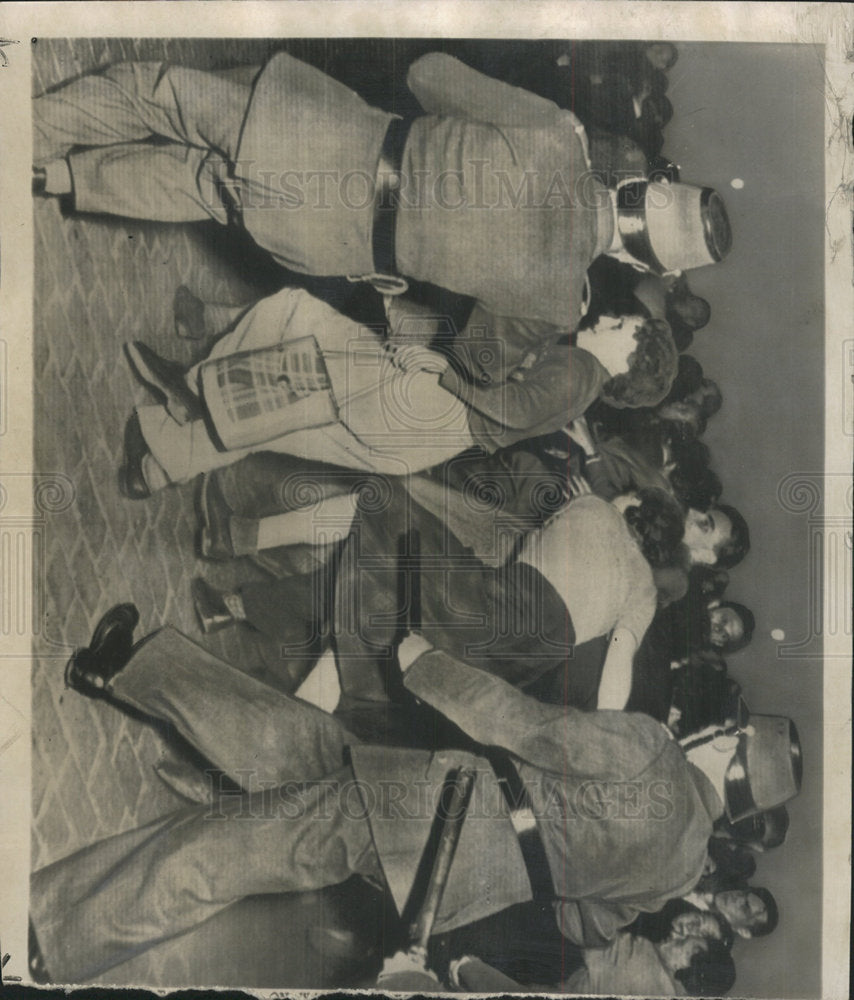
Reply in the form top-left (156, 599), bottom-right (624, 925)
top-left (120, 285), bottom-right (677, 498)
top-left (191, 477), bottom-right (686, 713)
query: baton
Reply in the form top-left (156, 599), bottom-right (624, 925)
top-left (407, 527), bottom-right (421, 633)
top-left (407, 765), bottom-right (477, 967)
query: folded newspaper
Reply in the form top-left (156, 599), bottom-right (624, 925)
top-left (199, 335), bottom-right (339, 450)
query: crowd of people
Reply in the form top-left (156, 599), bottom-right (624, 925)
top-left (30, 40), bottom-right (803, 993)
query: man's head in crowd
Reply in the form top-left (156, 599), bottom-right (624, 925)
top-left (660, 933), bottom-right (736, 996)
top-left (683, 504), bottom-right (750, 569)
top-left (695, 566), bottom-right (730, 601)
top-left (645, 41), bottom-right (679, 72)
top-left (671, 909), bottom-right (731, 946)
top-left (707, 601), bottom-right (755, 653)
top-left (657, 398), bottom-right (707, 443)
top-left (713, 887), bottom-right (779, 939)
top-left (688, 378), bottom-right (723, 419)
top-left (576, 314), bottom-right (679, 408)
top-left (670, 292), bottom-right (712, 332)
top-left (641, 92), bottom-right (674, 131)
top-left (718, 806), bottom-right (790, 853)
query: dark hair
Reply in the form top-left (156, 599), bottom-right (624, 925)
top-left (708, 838), bottom-right (758, 892)
top-left (760, 806), bottom-right (791, 849)
top-left (713, 601), bottom-right (756, 653)
top-left (668, 316), bottom-right (695, 353)
top-left (643, 92), bottom-right (674, 128)
top-left (623, 487), bottom-right (686, 568)
top-left (684, 646), bottom-right (730, 680)
top-left (665, 405), bottom-right (707, 444)
top-left (748, 886), bottom-right (779, 938)
top-left (760, 806), bottom-right (789, 850)
top-left (675, 467), bottom-right (722, 513)
top-left (636, 125), bottom-right (665, 158)
top-left (691, 378), bottom-right (723, 419)
top-left (694, 566), bottom-right (730, 601)
top-left (725, 806), bottom-right (791, 851)
top-left (674, 436), bottom-right (712, 468)
top-left (675, 938), bottom-right (736, 996)
top-left (600, 317), bottom-right (678, 409)
top-left (668, 440), bottom-right (720, 511)
top-left (707, 911), bottom-right (735, 952)
top-left (664, 354), bottom-right (705, 403)
top-left (671, 294), bottom-right (712, 332)
top-left (648, 155), bottom-right (680, 183)
top-left (669, 439), bottom-right (723, 511)
top-left (712, 503), bottom-right (751, 569)
top-left (645, 41), bottom-right (679, 71)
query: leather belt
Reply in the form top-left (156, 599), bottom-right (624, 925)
top-left (372, 114), bottom-right (419, 277)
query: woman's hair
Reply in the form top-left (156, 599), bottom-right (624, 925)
top-left (693, 565), bottom-right (730, 601)
top-left (674, 466), bottom-right (723, 512)
top-left (675, 937), bottom-right (737, 996)
top-left (623, 487), bottom-right (686, 568)
top-left (600, 317), bottom-right (679, 409)
top-left (664, 353), bottom-right (704, 401)
top-left (672, 438), bottom-right (710, 471)
top-left (669, 440), bottom-right (723, 511)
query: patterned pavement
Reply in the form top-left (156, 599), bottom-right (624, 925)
top-left (30, 37), bottom-right (353, 986)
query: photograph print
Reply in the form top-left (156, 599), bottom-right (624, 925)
top-left (0, 11), bottom-right (847, 997)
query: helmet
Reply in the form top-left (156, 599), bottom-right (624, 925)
top-left (616, 179), bottom-right (732, 274)
top-left (723, 711), bottom-right (803, 823)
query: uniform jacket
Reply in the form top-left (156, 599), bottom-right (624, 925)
top-left (352, 651), bottom-right (724, 947)
top-left (237, 52), bottom-right (613, 327)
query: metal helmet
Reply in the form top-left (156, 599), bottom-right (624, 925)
top-left (616, 178), bottom-right (733, 274)
top-left (723, 711), bottom-right (803, 823)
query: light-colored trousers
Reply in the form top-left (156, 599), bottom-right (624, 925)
top-left (30, 627), bottom-right (381, 983)
top-left (34, 62), bottom-right (256, 223)
top-left (138, 287), bottom-right (474, 480)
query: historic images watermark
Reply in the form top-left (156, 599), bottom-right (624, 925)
top-left (215, 162), bottom-right (673, 214)
top-left (775, 471), bottom-right (853, 659)
top-left (0, 472), bottom-right (76, 655)
top-left (203, 770), bottom-right (677, 823)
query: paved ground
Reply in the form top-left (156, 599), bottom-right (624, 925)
top-left (31, 37), bottom-right (381, 988)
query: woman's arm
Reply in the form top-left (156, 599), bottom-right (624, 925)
top-left (596, 627), bottom-right (639, 710)
top-left (438, 347), bottom-right (605, 431)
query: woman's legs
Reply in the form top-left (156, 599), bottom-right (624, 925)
top-left (136, 405), bottom-right (253, 484)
